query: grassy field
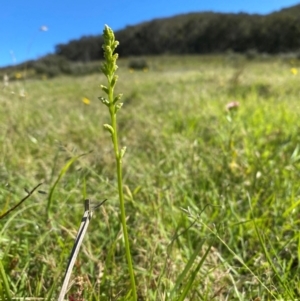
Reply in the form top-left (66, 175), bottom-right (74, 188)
top-left (1, 54), bottom-right (300, 300)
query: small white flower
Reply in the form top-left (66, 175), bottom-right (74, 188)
top-left (19, 88), bottom-right (26, 98)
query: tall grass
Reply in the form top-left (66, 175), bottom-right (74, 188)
top-left (0, 45), bottom-right (300, 299)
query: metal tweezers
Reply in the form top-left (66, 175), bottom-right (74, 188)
top-left (58, 199), bottom-right (107, 301)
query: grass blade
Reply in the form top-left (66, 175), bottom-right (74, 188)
top-left (0, 259), bottom-right (12, 301)
top-left (46, 153), bottom-right (87, 218)
top-left (170, 239), bottom-right (205, 299)
top-left (250, 197), bottom-right (295, 299)
top-left (177, 242), bottom-right (213, 301)
top-left (201, 220), bottom-right (277, 298)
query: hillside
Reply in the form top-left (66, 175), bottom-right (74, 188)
top-left (1, 3), bottom-right (300, 77)
top-left (55, 4), bottom-right (300, 61)
top-left (272, 3), bottom-right (300, 15)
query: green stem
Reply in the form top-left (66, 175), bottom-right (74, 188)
top-left (101, 25), bottom-right (137, 299)
top-left (109, 98), bottom-right (137, 300)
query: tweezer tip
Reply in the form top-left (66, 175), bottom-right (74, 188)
top-left (84, 199), bottom-right (90, 211)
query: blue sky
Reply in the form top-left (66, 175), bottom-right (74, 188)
top-left (1, 0), bottom-right (300, 67)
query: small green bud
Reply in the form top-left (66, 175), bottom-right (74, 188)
top-left (101, 63), bottom-right (108, 75)
top-left (112, 65), bottom-right (118, 73)
top-left (113, 41), bottom-right (119, 49)
top-left (115, 103), bottom-right (123, 113)
top-left (103, 25), bottom-right (115, 42)
top-left (103, 124), bottom-right (114, 135)
top-left (111, 75), bottom-right (118, 88)
top-left (104, 45), bottom-right (112, 56)
top-left (100, 85), bottom-right (109, 94)
top-left (113, 93), bottom-right (123, 104)
top-left (98, 96), bottom-right (110, 106)
top-left (112, 53), bottom-right (119, 61)
top-left (120, 146), bottom-right (127, 158)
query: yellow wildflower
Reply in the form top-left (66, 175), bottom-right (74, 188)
top-left (290, 68), bottom-right (298, 75)
top-left (229, 161), bottom-right (239, 172)
top-left (82, 97), bottom-right (90, 105)
top-left (15, 72), bottom-right (22, 79)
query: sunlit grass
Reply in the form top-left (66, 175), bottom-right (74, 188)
top-left (1, 55), bottom-right (300, 300)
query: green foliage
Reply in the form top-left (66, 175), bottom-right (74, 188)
top-left (128, 58), bottom-right (149, 70)
top-left (1, 55), bottom-right (300, 299)
top-left (46, 154), bottom-right (85, 218)
top-left (0, 260), bottom-right (12, 301)
top-left (56, 35), bottom-right (103, 62)
top-left (34, 55), bottom-right (71, 77)
top-left (50, 4), bottom-right (300, 61)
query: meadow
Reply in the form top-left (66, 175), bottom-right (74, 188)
top-left (1, 53), bottom-right (300, 300)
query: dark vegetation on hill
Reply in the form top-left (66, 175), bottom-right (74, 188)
top-left (55, 3), bottom-right (300, 59)
top-left (2, 3), bottom-right (300, 78)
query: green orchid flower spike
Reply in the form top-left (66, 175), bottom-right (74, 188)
top-left (99, 24), bottom-right (137, 301)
